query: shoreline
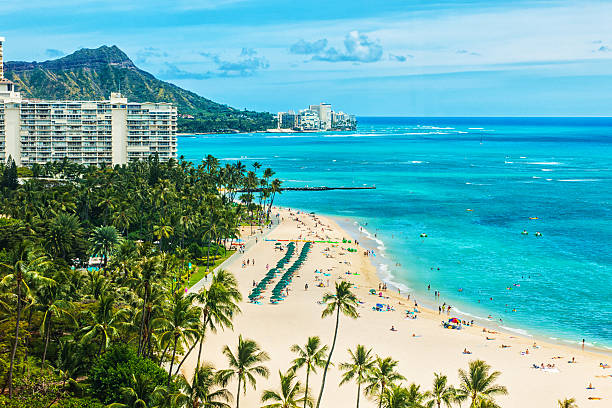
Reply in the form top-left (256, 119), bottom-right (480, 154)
top-left (284, 206), bottom-right (612, 357)
top-left (182, 206), bottom-right (612, 406)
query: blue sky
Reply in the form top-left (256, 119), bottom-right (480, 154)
top-left (2, 0), bottom-right (612, 116)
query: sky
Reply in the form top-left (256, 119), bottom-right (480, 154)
top-left (1, 0), bottom-right (612, 116)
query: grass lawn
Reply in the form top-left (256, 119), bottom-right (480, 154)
top-left (185, 249), bottom-right (237, 288)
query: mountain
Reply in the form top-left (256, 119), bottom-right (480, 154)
top-left (4, 45), bottom-right (275, 133)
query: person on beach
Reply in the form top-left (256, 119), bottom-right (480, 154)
top-left (391, 326), bottom-right (397, 331)
top-left (305, 283), bottom-right (308, 290)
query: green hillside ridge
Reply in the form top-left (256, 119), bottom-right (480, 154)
top-left (4, 45), bottom-right (275, 133)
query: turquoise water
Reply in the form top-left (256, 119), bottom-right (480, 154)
top-left (178, 117), bottom-right (612, 350)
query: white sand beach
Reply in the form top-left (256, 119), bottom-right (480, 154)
top-left (182, 207), bottom-right (612, 407)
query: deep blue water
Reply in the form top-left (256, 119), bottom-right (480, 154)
top-left (178, 117), bottom-right (612, 349)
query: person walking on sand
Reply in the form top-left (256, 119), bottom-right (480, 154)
top-left (305, 283), bottom-right (308, 291)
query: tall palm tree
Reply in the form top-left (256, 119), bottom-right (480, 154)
top-left (380, 384), bottom-right (409, 408)
top-left (261, 370), bottom-right (311, 408)
top-left (153, 218), bottom-right (174, 251)
top-left (290, 337), bottom-right (328, 408)
top-left (424, 373), bottom-right (456, 408)
top-left (315, 281), bottom-right (359, 408)
top-left (266, 178), bottom-right (282, 223)
top-left (90, 225), bottom-right (122, 269)
top-left (188, 270), bottom-right (241, 372)
top-left (46, 213), bottom-right (81, 260)
top-left (365, 357), bottom-right (406, 408)
top-left (339, 345), bottom-right (375, 408)
top-left (0, 247), bottom-right (52, 398)
top-left (218, 335), bottom-right (270, 408)
top-left (36, 283), bottom-right (75, 367)
top-left (80, 294), bottom-right (126, 355)
top-left (172, 363), bottom-right (233, 408)
top-left (405, 383), bottom-right (428, 408)
top-left (108, 372), bottom-right (168, 408)
top-left (557, 398), bottom-right (578, 408)
top-left (129, 256), bottom-right (160, 356)
top-left (456, 360), bottom-right (508, 407)
top-left (155, 292), bottom-right (201, 385)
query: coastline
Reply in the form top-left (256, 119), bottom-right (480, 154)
top-left (330, 212), bottom-right (612, 357)
top-left (181, 206), bottom-right (612, 407)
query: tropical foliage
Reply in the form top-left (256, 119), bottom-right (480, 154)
top-left (0, 156), bottom-right (279, 405)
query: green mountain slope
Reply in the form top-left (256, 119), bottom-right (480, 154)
top-left (4, 45), bottom-right (275, 133)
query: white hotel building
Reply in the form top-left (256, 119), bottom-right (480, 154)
top-left (0, 37), bottom-right (177, 166)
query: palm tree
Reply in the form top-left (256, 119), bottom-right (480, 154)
top-left (173, 363), bottom-right (233, 408)
top-left (155, 292), bottom-right (201, 385)
top-left (129, 256), bottom-right (160, 356)
top-left (315, 281), bottom-right (359, 408)
top-left (290, 337), bottom-right (328, 408)
top-left (0, 247), bottom-right (52, 398)
top-left (188, 270), bottom-right (242, 372)
top-left (80, 294), bottom-right (126, 355)
top-left (557, 398), bottom-right (578, 408)
top-left (218, 335), bottom-right (270, 408)
top-left (153, 218), bottom-right (174, 250)
top-left (456, 360), bottom-right (508, 407)
top-left (424, 373), bottom-right (456, 408)
top-left (365, 357), bottom-right (405, 408)
top-left (405, 383), bottom-right (428, 408)
top-left (36, 283), bottom-right (75, 367)
top-left (46, 213), bottom-right (81, 260)
top-left (266, 178), bottom-right (282, 223)
top-left (339, 345), bottom-right (375, 408)
top-left (108, 372), bottom-right (168, 408)
top-left (380, 384), bottom-right (409, 408)
top-left (261, 370), bottom-right (312, 408)
top-left (471, 400), bottom-right (500, 408)
top-left (90, 225), bottom-right (122, 269)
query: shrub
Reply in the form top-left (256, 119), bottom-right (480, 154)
top-left (88, 344), bottom-right (166, 404)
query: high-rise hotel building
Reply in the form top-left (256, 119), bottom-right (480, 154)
top-left (0, 37), bottom-right (177, 166)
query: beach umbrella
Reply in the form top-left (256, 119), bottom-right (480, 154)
top-left (448, 318), bottom-right (461, 324)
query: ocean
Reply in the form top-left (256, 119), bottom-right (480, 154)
top-left (178, 117), bottom-right (612, 350)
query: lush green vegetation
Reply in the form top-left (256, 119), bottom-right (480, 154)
top-left (0, 155), bottom-right (281, 405)
top-left (5, 46), bottom-right (276, 133)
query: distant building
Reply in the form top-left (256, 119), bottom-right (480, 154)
top-left (276, 102), bottom-right (355, 132)
top-left (0, 36), bottom-right (177, 166)
top-left (297, 109), bottom-right (321, 130)
top-left (332, 111), bottom-right (356, 130)
top-left (309, 103), bottom-right (332, 130)
top-left (277, 110), bottom-right (298, 129)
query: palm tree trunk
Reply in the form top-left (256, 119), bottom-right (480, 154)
top-left (236, 377), bottom-right (242, 408)
top-left (138, 288), bottom-right (148, 356)
top-left (196, 336), bottom-right (205, 369)
top-left (304, 366), bottom-right (310, 408)
top-left (356, 382), bottom-right (361, 408)
top-left (174, 339), bottom-right (198, 376)
top-left (159, 341), bottom-right (171, 367)
top-left (42, 319), bottom-right (52, 367)
top-left (315, 306), bottom-right (340, 408)
top-left (8, 279), bottom-right (22, 398)
top-left (206, 234), bottom-right (211, 272)
top-left (168, 336), bottom-right (179, 385)
top-left (21, 307), bottom-right (35, 375)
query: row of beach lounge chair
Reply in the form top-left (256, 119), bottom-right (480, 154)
top-left (270, 242), bottom-right (312, 303)
top-left (248, 242), bottom-right (296, 301)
